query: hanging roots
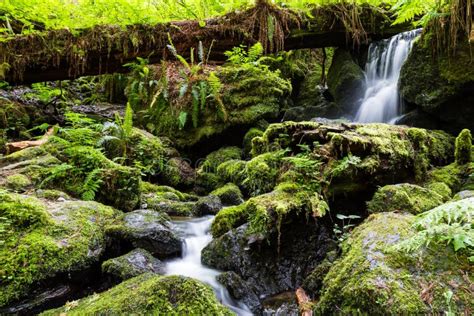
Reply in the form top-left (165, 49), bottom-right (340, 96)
top-left (244, 0), bottom-right (300, 53)
top-left (427, 0), bottom-right (473, 57)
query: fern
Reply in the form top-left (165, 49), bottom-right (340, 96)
top-left (122, 102), bottom-right (134, 138)
top-left (40, 163), bottom-right (74, 188)
top-left (191, 86), bottom-right (200, 128)
top-left (178, 111), bottom-right (188, 130)
top-left (208, 71), bottom-right (228, 121)
top-left (81, 168), bottom-right (104, 201)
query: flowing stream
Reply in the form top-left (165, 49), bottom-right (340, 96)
top-left (354, 29), bottom-right (422, 123)
top-left (165, 216), bottom-right (252, 315)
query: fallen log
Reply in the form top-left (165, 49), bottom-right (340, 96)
top-left (1, 2), bottom-right (411, 85)
top-left (6, 127), bottom-right (54, 154)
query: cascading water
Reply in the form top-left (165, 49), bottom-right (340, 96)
top-left (354, 29), bottom-right (422, 123)
top-left (165, 216), bottom-right (252, 316)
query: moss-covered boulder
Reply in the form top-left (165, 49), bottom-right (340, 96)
top-left (106, 209), bottom-right (182, 258)
top-left (399, 39), bottom-right (474, 133)
top-left (243, 128), bottom-right (264, 157)
top-left (160, 157), bottom-right (196, 189)
top-left (0, 190), bottom-right (120, 307)
top-left (210, 183), bottom-right (244, 206)
top-left (101, 248), bottom-right (165, 282)
top-left (455, 128), bottom-right (472, 164)
top-left (142, 62), bottom-right (291, 149)
top-left (315, 201), bottom-right (474, 314)
top-left (41, 273), bottom-right (232, 315)
top-left (200, 146), bottom-right (242, 173)
top-left (367, 183), bottom-right (448, 214)
top-left (5, 174), bottom-right (32, 192)
top-left (327, 48), bottom-right (365, 116)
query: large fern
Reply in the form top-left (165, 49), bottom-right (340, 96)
top-left (208, 71), bottom-right (228, 121)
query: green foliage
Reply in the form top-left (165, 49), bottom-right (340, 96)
top-left (392, 198), bottom-right (474, 261)
top-left (224, 43), bottom-right (264, 65)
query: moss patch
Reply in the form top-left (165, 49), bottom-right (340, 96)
top-left (41, 273), bottom-right (232, 315)
top-left (0, 190), bottom-right (120, 306)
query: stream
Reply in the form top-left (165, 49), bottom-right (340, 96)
top-left (165, 216), bottom-right (252, 316)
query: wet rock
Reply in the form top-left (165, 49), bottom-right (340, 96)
top-left (399, 40), bottom-right (474, 134)
top-left (395, 109), bottom-right (439, 130)
top-left (102, 248), bottom-right (165, 282)
top-left (203, 218), bottom-right (335, 303)
top-left (193, 195), bottom-right (223, 216)
top-left (107, 209), bottom-right (182, 258)
top-left (41, 274), bottom-right (233, 315)
top-left (327, 48), bottom-right (365, 116)
top-left (71, 103), bottom-right (125, 120)
top-left (149, 200), bottom-right (195, 217)
top-left (262, 292), bottom-right (299, 316)
top-left (282, 105), bottom-right (337, 122)
top-left (217, 272), bottom-right (261, 314)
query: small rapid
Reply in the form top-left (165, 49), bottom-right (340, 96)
top-left (165, 216), bottom-right (252, 315)
top-left (355, 29), bottom-right (422, 123)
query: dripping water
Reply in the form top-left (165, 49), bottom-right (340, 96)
top-left (355, 29), bottom-right (422, 123)
top-left (165, 216), bottom-right (252, 315)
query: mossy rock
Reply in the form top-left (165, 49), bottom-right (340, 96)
top-left (367, 183), bottom-right (447, 214)
top-left (327, 48), bottom-right (364, 115)
top-left (140, 182), bottom-right (196, 202)
top-left (41, 273), bottom-right (232, 315)
top-left (399, 39), bottom-right (474, 133)
top-left (210, 183), bottom-right (244, 206)
top-left (216, 159), bottom-right (247, 185)
top-left (211, 182), bottom-right (328, 240)
top-left (160, 157), bottom-right (196, 189)
top-left (0, 99), bottom-right (48, 140)
top-left (242, 128), bottom-right (264, 157)
top-left (315, 207), bottom-right (473, 314)
top-left (137, 62), bottom-right (291, 149)
top-left (106, 209), bottom-right (182, 258)
top-left (101, 248), bottom-right (165, 282)
top-left (0, 190), bottom-right (120, 307)
top-left (200, 146), bottom-right (243, 173)
top-left (5, 174), bottom-right (31, 192)
top-left (455, 129), bottom-right (472, 165)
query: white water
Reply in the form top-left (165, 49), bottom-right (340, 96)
top-left (165, 216), bottom-right (252, 315)
top-left (355, 29), bottom-right (422, 123)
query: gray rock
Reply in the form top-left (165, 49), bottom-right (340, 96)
top-left (102, 248), bottom-right (165, 281)
top-left (202, 219), bottom-right (335, 308)
top-left (108, 209), bottom-right (182, 258)
top-left (193, 195), bottom-right (223, 216)
top-left (217, 271), bottom-right (261, 314)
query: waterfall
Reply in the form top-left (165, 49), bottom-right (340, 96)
top-left (165, 216), bottom-right (252, 316)
top-left (354, 29), bottom-right (422, 123)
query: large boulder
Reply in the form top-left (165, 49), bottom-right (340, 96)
top-left (399, 40), bottom-right (474, 133)
top-left (203, 217), bottom-right (335, 306)
top-left (106, 209), bottom-right (182, 258)
top-left (101, 248), bottom-right (165, 282)
top-left (327, 48), bottom-right (365, 116)
top-left (0, 190), bottom-right (120, 309)
top-left (41, 274), bottom-right (233, 315)
top-left (315, 200), bottom-right (474, 314)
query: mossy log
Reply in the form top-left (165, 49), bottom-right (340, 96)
top-left (1, 3), bottom-right (411, 84)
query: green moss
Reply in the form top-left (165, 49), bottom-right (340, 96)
top-left (210, 183), bottom-right (243, 206)
top-left (427, 163), bottom-right (465, 192)
top-left (327, 48), bottom-right (364, 111)
top-left (201, 146), bottom-right (242, 173)
top-left (216, 159), bottom-right (247, 185)
top-left (367, 183), bottom-right (446, 215)
top-left (5, 174), bottom-right (31, 192)
top-left (454, 129), bottom-right (472, 165)
top-left (242, 128), bottom-right (264, 157)
top-left (315, 211), bottom-right (472, 314)
top-left (161, 157), bottom-right (195, 188)
top-left (211, 183), bottom-right (327, 240)
top-left (35, 189), bottom-right (70, 200)
top-left (41, 274), bottom-right (232, 315)
top-left (211, 204), bottom-right (248, 238)
top-left (242, 151), bottom-right (285, 196)
top-left (0, 191), bottom-right (119, 306)
top-left (195, 171), bottom-right (221, 194)
top-left (140, 182), bottom-right (195, 201)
